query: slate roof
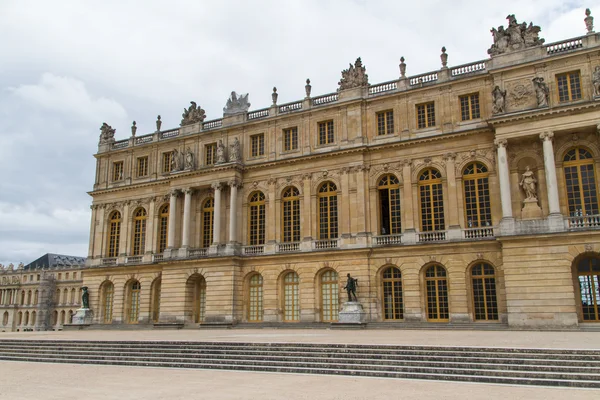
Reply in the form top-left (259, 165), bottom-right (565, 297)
top-left (23, 253), bottom-right (86, 270)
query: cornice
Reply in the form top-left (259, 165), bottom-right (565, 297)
top-left (488, 100), bottom-right (600, 126)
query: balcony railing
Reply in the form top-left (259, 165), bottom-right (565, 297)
top-left (159, 128), bottom-right (179, 140)
top-left (189, 248), bottom-right (208, 258)
top-left (314, 239), bottom-right (339, 250)
top-left (152, 254), bottom-right (164, 262)
top-left (112, 140), bottom-right (129, 150)
top-left (312, 92), bottom-right (338, 106)
top-left (369, 80), bottom-right (398, 96)
top-left (374, 234), bottom-right (403, 245)
top-left (545, 37), bottom-right (584, 55)
top-left (277, 242), bottom-right (300, 252)
top-left (279, 101), bottom-right (303, 113)
top-left (202, 119), bottom-right (223, 130)
top-left (126, 256), bottom-right (142, 264)
top-left (567, 214), bottom-right (600, 229)
top-left (409, 72), bottom-right (438, 86)
top-left (243, 245), bottom-right (264, 255)
top-left (462, 227), bottom-right (495, 239)
top-left (247, 108), bottom-right (270, 120)
top-left (101, 258), bottom-right (117, 266)
top-left (134, 134), bottom-right (154, 145)
top-left (417, 231), bottom-right (447, 242)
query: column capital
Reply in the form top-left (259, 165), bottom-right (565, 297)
top-left (184, 188), bottom-right (195, 196)
top-left (539, 131), bottom-right (554, 141)
top-left (228, 179), bottom-right (242, 188)
top-left (211, 182), bottom-right (223, 191)
top-left (443, 152), bottom-right (457, 162)
top-left (494, 138), bottom-right (508, 149)
top-left (302, 173), bottom-right (312, 181)
top-left (400, 159), bottom-right (412, 168)
top-left (169, 189), bottom-right (180, 197)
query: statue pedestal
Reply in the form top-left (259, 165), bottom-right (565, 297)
top-left (521, 198), bottom-right (542, 219)
top-left (71, 308), bottom-right (93, 325)
top-left (336, 301), bottom-right (366, 324)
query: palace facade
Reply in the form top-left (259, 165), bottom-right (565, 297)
top-left (84, 13), bottom-right (600, 329)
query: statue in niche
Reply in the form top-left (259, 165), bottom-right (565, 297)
top-left (592, 66), bottom-right (600, 97)
top-left (338, 57), bottom-right (369, 90)
top-left (520, 166), bottom-right (538, 201)
top-left (216, 140), bottom-right (226, 164)
top-left (532, 77), bottom-right (549, 107)
top-left (171, 149), bottom-right (180, 171)
top-left (488, 15), bottom-right (544, 56)
top-left (184, 147), bottom-right (195, 170)
top-left (343, 273), bottom-right (358, 302)
top-left (492, 86), bottom-right (507, 114)
top-left (99, 122), bottom-right (116, 144)
top-left (81, 287), bottom-right (89, 309)
top-left (229, 138), bottom-right (240, 162)
top-left (223, 91), bottom-right (251, 115)
top-left (180, 101), bottom-right (206, 126)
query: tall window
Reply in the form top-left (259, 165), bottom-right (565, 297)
top-left (136, 156), bottom-right (148, 177)
top-left (188, 275), bottom-right (206, 323)
top-left (419, 168), bottom-right (445, 231)
top-left (158, 204), bottom-right (169, 253)
top-left (248, 192), bottom-right (266, 245)
top-left (107, 211), bottom-right (121, 257)
top-left (70, 288), bottom-right (75, 304)
top-left (162, 152), bottom-right (173, 173)
top-left (205, 143), bottom-right (217, 166)
top-left (376, 110), bottom-right (394, 135)
top-left (378, 174), bottom-right (401, 235)
top-left (459, 93), bottom-right (480, 121)
top-left (471, 263), bottom-right (498, 321)
top-left (576, 257), bottom-right (600, 321)
top-left (282, 187), bottom-right (301, 242)
top-left (382, 266), bottom-right (403, 320)
top-left (564, 147), bottom-right (599, 216)
top-left (283, 272), bottom-right (299, 322)
top-left (202, 198), bottom-right (214, 248)
top-left (248, 274), bottom-right (263, 322)
top-left (425, 264), bottom-right (449, 321)
top-left (321, 270), bottom-right (339, 322)
top-left (112, 161), bottom-right (124, 181)
top-left (127, 281), bottom-right (141, 324)
top-left (132, 208), bottom-right (147, 256)
top-left (318, 182), bottom-right (338, 239)
top-left (463, 163), bottom-right (492, 227)
top-left (251, 133), bottom-right (265, 157)
top-left (283, 127), bottom-right (298, 151)
top-left (557, 71), bottom-right (582, 103)
top-left (102, 282), bottom-right (114, 323)
top-left (416, 102), bottom-right (435, 129)
top-left (151, 278), bottom-right (161, 323)
top-left (318, 120), bottom-right (335, 145)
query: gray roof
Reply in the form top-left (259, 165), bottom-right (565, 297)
top-left (23, 253), bottom-right (86, 270)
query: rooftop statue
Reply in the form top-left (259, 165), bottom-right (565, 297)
top-left (180, 101), bottom-right (206, 126)
top-left (99, 122), bottom-right (116, 144)
top-left (223, 91), bottom-right (251, 115)
top-left (488, 15), bottom-right (545, 56)
top-left (338, 57), bottom-right (369, 90)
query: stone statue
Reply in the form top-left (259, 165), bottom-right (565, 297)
top-left (81, 287), bottom-right (89, 309)
top-left (344, 273), bottom-right (358, 302)
top-left (229, 138), bottom-right (240, 162)
top-left (131, 121), bottom-right (137, 137)
top-left (99, 122), bottom-right (116, 144)
top-left (440, 47), bottom-right (448, 68)
top-left (223, 92), bottom-right (251, 115)
top-left (592, 66), bottom-right (600, 97)
top-left (184, 147), bottom-right (194, 170)
top-left (488, 15), bottom-right (544, 56)
top-left (585, 8), bottom-right (594, 34)
top-left (272, 87), bottom-right (278, 105)
top-left (520, 166), bottom-right (537, 201)
top-left (171, 149), bottom-right (180, 171)
top-left (216, 140), bottom-right (226, 164)
top-left (180, 101), bottom-right (206, 126)
top-left (492, 86), bottom-right (507, 114)
top-left (305, 79), bottom-right (312, 98)
top-left (156, 115), bottom-right (162, 132)
top-left (338, 57), bottom-right (369, 90)
top-left (532, 77), bottom-right (549, 107)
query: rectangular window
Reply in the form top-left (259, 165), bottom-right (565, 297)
top-left (459, 94), bottom-right (480, 121)
top-left (283, 127), bottom-right (298, 151)
top-left (318, 120), bottom-right (335, 145)
top-left (250, 133), bottom-right (265, 157)
top-left (376, 110), bottom-right (394, 135)
top-left (205, 143), bottom-right (216, 166)
top-left (557, 71), bottom-right (582, 103)
top-left (58, 273), bottom-right (61, 280)
top-left (112, 161), bottom-right (124, 181)
top-left (416, 102), bottom-right (435, 129)
top-left (162, 152), bottom-right (173, 173)
top-left (136, 156), bottom-right (148, 177)
top-left (73, 272), bottom-right (77, 279)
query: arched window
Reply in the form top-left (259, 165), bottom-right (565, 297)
top-left (54, 289), bottom-right (60, 304)
top-left (107, 211), bottom-right (121, 257)
top-left (20, 290), bottom-right (25, 305)
top-left (463, 163), bottom-right (492, 228)
top-left (248, 192), bottom-right (266, 245)
top-left (60, 310), bottom-right (65, 325)
top-left (24, 311), bottom-right (29, 326)
top-left (31, 311), bottom-right (36, 326)
top-left (425, 265), bottom-right (449, 321)
top-left (186, 275), bottom-right (206, 323)
top-left (52, 311), bottom-right (58, 326)
top-left (2, 311), bottom-right (8, 326)
top-left (471, 263), bottom-right (498, 321)
top-left (70, 288), bottom-right (76, 304)
top-left (101, 282), bottom-right (114, 323)
top-left (63, 288), bottom-right (68, 304)
top-left (321, 270), bottom-right (339, 322)
top-left (576, 257), bottom-right (600, 321)
top-left (126, 281), bottom-right (141, 324)
top-left (27, 290), bottom-right (32, 305)
top-left (18, 311), bottom-right (22, 325)
top-left (248, 274), bottom-right (263, 322)
top-left (282, 187), bottom-right (301, 243)
top-left (34, 290), bottom-right (39, 305)
top-left (283, 272), bottom-right (300, 322)
top-left (419, 169), bottom-right (445, 231)
top-left (378, 175), bottom-right (401, 235)
top-left (132, 208), bottom-right (147, 256)
top-left (202, 198), bottom-right (214, 248)
top-left (564, 147), bottom-right (599, 217)
top-left (68, 310), bottom-right (73, 323)
top-left (151, 278), bottom-right (161, 323)
top-left (318, 182), bottom-right (338, 239)
top-left (157, 204), bottom-right (169, 253)
top-left (382, 266), bottom-right (404, 320)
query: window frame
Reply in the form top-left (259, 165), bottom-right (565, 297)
top-left (459, 93), bottom-right (481, 121)
top-left (250, 133), bottom-right (265, 158)
top-left (162, 152), bottom-right (173, 174)
top-left (205, 143), bottom-right (217, 166)
top-left (112, 161), bottom-right (124, 182)
top-left (317, 120), bottom-right (335, 146)
top-left (136, 156), bottom-right (149, 178)
top-left (556, 70), bottom-right (582, 103)
top-left (283, 126), bottom-right (299, 152)
top-left (416, 102), bottom-right (436, 129)
top-left (376, 110), bottom-right (394, 136)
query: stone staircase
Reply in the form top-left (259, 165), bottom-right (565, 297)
top-left (0, 340), bottom-right (599, 388)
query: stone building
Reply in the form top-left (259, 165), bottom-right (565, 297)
top-left (85, 12), bottom-right (600, 329)
top-left (0, 254), bottom-right (86, 332)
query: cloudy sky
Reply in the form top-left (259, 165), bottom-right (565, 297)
top-left (0, 0), bottom-right (596, 265)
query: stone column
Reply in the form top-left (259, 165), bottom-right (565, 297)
top-left (145, 198), bottom-right (156, 255)
top-left (302, 173), bottom-right (312, 240)
top-left (119, 201), bottom-right (130, 256)
top-left (444, 153), bottom-right (459, 227)
top-left (87, 205), bottom-right (98, 258)
top-left (181, 188), bottom-right (194, 247)
top-left (212, 183), bottom-right (222, 245)
top-left (540, 132), bottom-right (560, 215)
top-left (267, 178), bottom-right (277, 243)
top-left (228, 180), bottom-right (240, 243)
top-left (167, 190), bottom-right (179, 249)
top-left (495, 139), bottom-right (513, 219)
top-left (340, 168), bottom-right (351, 237)
top-left (355, 165), bottom-right (368, 235)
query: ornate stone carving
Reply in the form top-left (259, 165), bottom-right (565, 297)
top-left (131, 121), bottom-right (137, 137)
top-left (216, 140), bottom-right (226, 164)
top-left (507, 81), bottom-right (533, 109)
top-left (305, 79), bottom-right (312, 98)
top-left (268, 177), bottom-right (277, 186)
top-left (488, 15), bottom-right (545, 56)
top-left (171, 149), bottom-right (181, 172)
top-left (539, 131), bottom-right (554, 142)
top-left (519, 166), bottom-right (538, 201)
top-left (585, 243), bottom-right (594, 252)
top-left (586, 9), bottom-right (594, 34)
top-left (444, 152), bottom-right (457, 162)
top-left (399, 57), bottom-right (406, 78)
top-left (338, 57), bottom-right (368, 90)
top-left (494, 138), bottom-right (508, 148)
top-left (592, 66), bottom-right (600, 97)
top-left (228, 179), bottom-right (242, 189)
top-left (301, 173), bottom-right (312, 181)
top-left (156, 115), bottom-right (162, 132)
top-left (184, 147), bottom-right (195, 170)
top-left (229, 138), bottom-right (240, 162)
top-left (272, 87), bottom-right (278, 105)
top-left (532, 77), bottom-right (549, 107)
top-left (223, 92), bottom-right (250, 115)
top-left (180, 101), bottom-right (206, 126)
top-left (211, 182), bottom-right (222, 191)
top-left (492, 86), bottom-right (507, 114)
top-left (99, 122), bottom-right (116, 144)
top-left (440, 47), bottom-right (448, 68)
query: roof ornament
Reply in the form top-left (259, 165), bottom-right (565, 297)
top-left (488, 15), bottom-right (545, 56)
top-left (180, 101), bottom-right (206, 126)
top-left (338, 57), bottom-right (369, 90)
top-left (585, 9), bottom-right (594, 34)
top-left (223, 91), bottom-right (250, 116)
top-left (99, 122), bottom-right (116, 145)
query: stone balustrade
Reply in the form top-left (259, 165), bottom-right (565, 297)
top-left (243, 245), bottom-right (265, 255)
top-left (247, 108), bottom-right (270, 120)
top-left (202, 119), bottom-right (223, 130)
top-left (450, 60), bottom-right (486, 77)
top-left (368, 80), bottom-right (398, 96)
top-left (276, 242), bottom-right (301, 252)
top-left (279, 101), bottom-right (303, 113)
top-left (462, 227), bottom-right (496, 239)
top-left (312, 92), bottom-right (338, 106)
top-left (545, 37), bottom-right (584, 55)
top-left (566, 214), bottom-right (600, 229)
top-left (417, 231), bottom-right (447, 242)
top-left (314, 239), bottom-right (339, 250)
top-left (374, 234), bottom-right (403, 245)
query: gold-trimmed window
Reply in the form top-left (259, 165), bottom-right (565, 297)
top-left (416, 102), bottom-right (435, 129)
top-left (376, 110), bottom-right (394, 135)
top-left (136, 156), bottom-right (148, 177)
top-left (112, 161), bottom-right (124, 181)
top-left (283, 272), bottom-right (299, 322)
top-left (251, 133), bottom-right (265, 157)
top-left (248, 274), bottom-right (263, 322)
top-left (107, 211), bottom-right (121, 257)
top-left (459, 93), bottom-right (480, 121)
top-left (205, 143), bottom-right (217, 166)
top-left (157, 204), bottom-right (169, 253)
top-left (283, 127), bottom-right (298, 151)
top-left (102, 282), bottom-right (113, 322)
top-left (463, 162), bottom-right (491, 228)
top-left (202, 198), bottom-right (214, 248)
top-left (557, 71), bottom-right (582, 103)
top-left (318, 182), bottom-right (338, 239)
top-left (318, 120), bottom-right (335, 145)
top-left (378, 174), bottom-right (401, 235)
top-left (187, 274), bottom-right (206, 323)
top-left (425, 264), bottom-right (449, 321)
top-left (248, 192), bottom-right (266, 245)
top-left (576, 256), bottom-right (600, 321)
top-left (131, 208), bottom-right (147, 256)
top-left (471, 263), bottom-right (498, 321)
top-left (151, 278), bottom-right (161, 323)
top-left (382, 266), bottom-right (403, 320)
top-left (563, 147), bottom-right (599, 216)
top-left (282, 186), bottom-right (301, 242)
top-left (418, 168), bottom-right (445, 231)
top-left (321, 270), bottom-right (339, 322)
top-left (127, 281), bottom-right (140, 324)
top-left (162, 152), bottom-right (173, 173)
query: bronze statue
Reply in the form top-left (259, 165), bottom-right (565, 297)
top-left (81, 286), bottom-right (89, 309)
top-left (344, 273), bottom-right (358, 302)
